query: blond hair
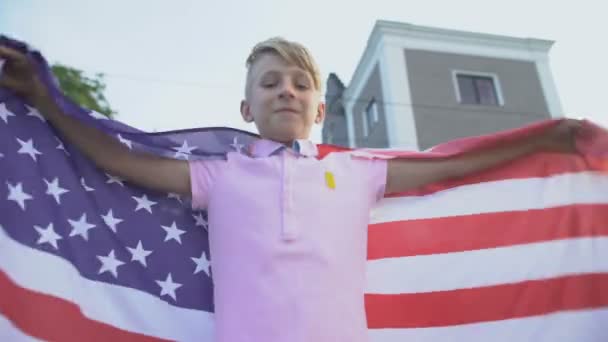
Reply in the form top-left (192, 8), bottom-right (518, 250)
top-left (245, 37), bottom-right (322, 96)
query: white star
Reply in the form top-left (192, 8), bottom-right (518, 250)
top-left (81, 178), bottom-right (95, 191)
top-left (44, 178), bottom-right (69, 204)
top-left (26, 105), bottom-right (45, 121)
top-left (7, 182), bottom-right (33, 210)
top-left (156, 273), bottom-right (182, 301)
top-left (17, 138), bottom-right (43, 161)
top-left (192, 212), bottom-right (208, 230)
top-left (56, 138), bottom-right (69, 155)
top-left (132, 194), bottom-right (157, 213)
top-left (173, 140), bottom-right (196, 159)
top-left (106, 173), bottom-right (125, 186)
top-left (89, 111), bottom-right (108, 120)
top-left (191, 251), bottom-right (211, 276)
top-left (127, 241), bottom-right (153, 267)
top-left (0, 103), bottom-right (16, 123)
top-left (117, 134), bottom-right (133, 149)
top-left (167, 192), bottom-right (182, 202)
top-left (34, 223), bottom-right (62, 249)
top-left (101, 209), bottom-right (123, 233)
top-left (97, 250), bottom-right (125, 278)
top-left (161, 221), bottom-right (186, 244)
top-left (230, 136), bottom-right (244, 153)
top-left (68, 213), bottom-right (96, 240)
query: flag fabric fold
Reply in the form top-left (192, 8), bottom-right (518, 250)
top-left (1, 36), bottom-right (608, 341)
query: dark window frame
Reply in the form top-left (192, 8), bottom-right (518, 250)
top-left (454, 72), bottom-right (503, 106)
top-left (362, 99), bottom-right (379, 137)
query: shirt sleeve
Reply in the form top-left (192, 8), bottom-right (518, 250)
top-left (188, 159), bottom-right (225, 210)
top-left (368, 158), bottom-right (388, 204)
top-left (349, 154), bottom-right (388, 205)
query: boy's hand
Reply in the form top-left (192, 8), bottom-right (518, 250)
top-left (0, 46), bottom-right (50, 106)
top-left (536, 119), bottom-right (584, 153)
top-left (1, 45), bottom-right (192, 197)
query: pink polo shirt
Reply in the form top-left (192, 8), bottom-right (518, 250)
top-left (189, 139), bottom-right (387, 342)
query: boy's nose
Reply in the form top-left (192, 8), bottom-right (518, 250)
top-left (278, 83), bottom-right (296, 99)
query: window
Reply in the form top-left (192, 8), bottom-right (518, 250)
top-left (454, 72), bottom-right (503, 106)
top-left (362, 99), bottom-right (379, 137)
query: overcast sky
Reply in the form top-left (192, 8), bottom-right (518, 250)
top-left (2, 0), bottom-right (606, 142)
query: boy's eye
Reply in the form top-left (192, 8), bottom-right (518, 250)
top-left (260, 75), bottom-right (278, 88)
top-left (295, 78), bottom-right (311, 90)
top-left (296, 83), bottom-right (310, 90)
top-left (260, 79), bottom-right (277, 88)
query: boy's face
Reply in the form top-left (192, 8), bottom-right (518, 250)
top-left (240, 53), bottom-right (325, 144)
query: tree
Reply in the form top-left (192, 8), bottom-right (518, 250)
top-left (51, 64), bottom-right (115, 118)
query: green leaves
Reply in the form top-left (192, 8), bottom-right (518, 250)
top-left (51, 64), bottom-right (115, 118)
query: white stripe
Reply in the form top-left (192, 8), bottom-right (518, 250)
top-left (368, 308), bottom-right (608, 342)
top-left (367, 237), bottom-right (608, 294)
top-left (0, 315), bottom-right (41, 342)
top-left (0, 228), bottom-right (214, 341)
top-left (371, 172), bottom-right (608, 223)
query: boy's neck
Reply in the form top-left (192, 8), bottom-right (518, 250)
top-left (262, 137), bottom-right (310, 147)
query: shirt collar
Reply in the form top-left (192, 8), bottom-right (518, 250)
top-left (247, 139), bottom-right (319, 158)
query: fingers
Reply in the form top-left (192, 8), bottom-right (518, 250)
top-left (558, 119), bottom-right (583, 139)
top-left (0, 46), bottom-right (26, 84)
top-left (0, 75), bottom-right (18, 89)
top-left (0, 57), bottom-right (10, 88)
top-left (574, 120), bottom-right (593, 139)
top-left (563, 118), bottom-right (582, 127)
top-left (0, 46), bottom-right (35, 92)
top-left (0, 46), bottom-right (26, 62)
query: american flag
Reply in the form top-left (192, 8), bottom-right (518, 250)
top-left (1, 37), bottom-right (608, 341)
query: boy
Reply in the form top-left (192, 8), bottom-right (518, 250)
top-left (0, 38), bottom-right (582, 341)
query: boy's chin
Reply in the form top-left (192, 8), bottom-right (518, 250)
top-left (264, 126), bottom-right (309, 143)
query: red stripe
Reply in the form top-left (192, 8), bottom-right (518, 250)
top-left (316, 144), bottom-right (350, 159)
top-left (365, 273), bottom-right (608, 328)
top-left (0, 271), bottom-right (169, 342)
top-left (368, 204), bottom-right (608, 260)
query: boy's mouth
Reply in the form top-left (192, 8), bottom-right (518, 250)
top-left (275, 108), bottom-right (300, 114)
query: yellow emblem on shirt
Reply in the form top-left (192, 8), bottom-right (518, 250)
top-left (325, 171), bottom-right (336, 189)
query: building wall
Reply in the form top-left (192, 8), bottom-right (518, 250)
top-left (352, 64), bottom-right (389, 148)
top-left (322, 109), bottom-right (349, 146)
top-left (404, 49), bottom-right (551, 149)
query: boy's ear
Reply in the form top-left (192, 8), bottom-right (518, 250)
top-left (314, 102), bottom-right (326, 124)
top-left (240, 100), bottom-right (254, 122)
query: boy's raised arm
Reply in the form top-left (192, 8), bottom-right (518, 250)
top-left (0, 46), bottom-right (191, 196)
top-left (385, 119), bottom-right (583, 194)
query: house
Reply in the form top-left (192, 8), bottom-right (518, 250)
top-left (322, 20), bottom-right (563, 150)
